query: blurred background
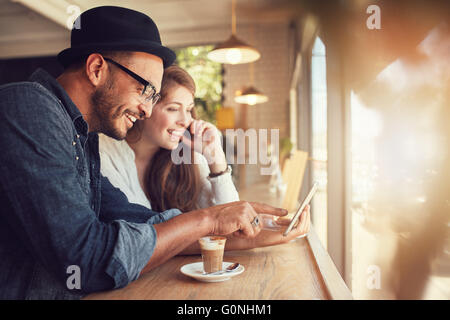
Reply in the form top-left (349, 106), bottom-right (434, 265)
top-left (0, 0), bottom-right (448, 299)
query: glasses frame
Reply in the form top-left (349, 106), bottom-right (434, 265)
top-left (103, 57), bottom-right (161, 106)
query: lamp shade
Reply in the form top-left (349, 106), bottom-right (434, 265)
top-left (235, 86), bottom-right (268, 105)
top-left (207, 35), bottom-right (261, 64)
top-left (216, 107), bottom-right (235, 130)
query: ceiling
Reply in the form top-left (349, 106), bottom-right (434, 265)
top-left (0, 0), bottom-right (304, 58)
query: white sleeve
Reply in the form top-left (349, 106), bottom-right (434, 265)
top-left (196, 153), bottom-right (240, 208)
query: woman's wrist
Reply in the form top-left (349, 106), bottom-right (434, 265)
top-left (208, 162), bottom-right (228, 175)
top-left (205, 147), bottom-right (228, 174)
top-left (208, 166), bottom-right (230, 179)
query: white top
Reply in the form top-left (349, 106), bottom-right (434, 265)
top-left (98, 134), bottom-right (239, 210)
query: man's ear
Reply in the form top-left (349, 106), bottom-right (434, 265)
top-left (85, 53), bottom-right (108, 87)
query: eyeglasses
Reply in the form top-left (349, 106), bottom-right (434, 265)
top-left (103, 57), bottom-right (161, 106)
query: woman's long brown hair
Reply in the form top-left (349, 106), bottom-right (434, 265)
top-left (128, 65), bottom-right (201, 212)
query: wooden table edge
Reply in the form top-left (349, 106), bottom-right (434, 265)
top-left (306, 227), bottom-right (353, 300)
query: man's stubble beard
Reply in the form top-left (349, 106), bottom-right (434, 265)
top-left (90, 76), bottom-right (127, 140)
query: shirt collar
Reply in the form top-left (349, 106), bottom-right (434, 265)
top-left (28, 68), bottom-right (88, 136)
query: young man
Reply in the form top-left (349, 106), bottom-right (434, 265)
top-left (0, 6), bottom-right (289, 299)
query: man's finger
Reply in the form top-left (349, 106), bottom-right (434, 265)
top-left (250, 213), bottom-right (262, 234)
top-left (236, 220), bottom-right (255, 238)
top-left (248, 202), bottom-right (288, 216)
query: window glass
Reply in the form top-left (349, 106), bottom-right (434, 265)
top-left (311, 37), bottom-right (328, 248)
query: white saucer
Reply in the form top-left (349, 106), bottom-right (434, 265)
top-left (180, 262), bottom-right (245, 282)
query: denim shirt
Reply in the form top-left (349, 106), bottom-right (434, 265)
top-left (0, 69), bottom-right (182, 299)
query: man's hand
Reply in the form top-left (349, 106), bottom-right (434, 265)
top-left (206, 201), bottom-right (288, 238)
top-left (178, 205), bottom-right (311, 255)
top-left (140, 201), bottom-right (287, 273)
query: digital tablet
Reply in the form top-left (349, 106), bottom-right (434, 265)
top-left (283, 182), bottom-right (318, 237)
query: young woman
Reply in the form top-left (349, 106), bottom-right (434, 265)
top-left (99, 65), bottom-right (238, 212)
top-left (99, 65), bottom-right (310, 251)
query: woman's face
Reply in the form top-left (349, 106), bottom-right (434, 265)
top-left (141, 84), bottom-right (194, 150)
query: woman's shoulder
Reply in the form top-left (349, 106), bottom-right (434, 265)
top-left (99, 133), bottom-right (123, 150)
top-left (99, 134), bottom-right (134, 159)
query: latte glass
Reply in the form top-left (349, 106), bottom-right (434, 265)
top-left (198, 236), bottom-right (227, 273)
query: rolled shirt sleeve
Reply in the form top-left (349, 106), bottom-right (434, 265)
top-left (106, 220), bottom-right (157, 286)
top-left (105, 207), bottom-right (182, 287)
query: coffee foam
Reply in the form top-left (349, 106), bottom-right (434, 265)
top-left (199, 236), bottom-right (226, 250)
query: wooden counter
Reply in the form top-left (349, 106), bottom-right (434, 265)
top-left (85, 183), bottom-right (352, 300)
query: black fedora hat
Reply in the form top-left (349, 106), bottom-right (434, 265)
top-left (57, 6), bottom-right (175, 68)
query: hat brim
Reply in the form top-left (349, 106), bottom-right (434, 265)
top-left (57, 40), bottom-right (176, 69)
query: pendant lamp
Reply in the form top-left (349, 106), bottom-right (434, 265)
top-left (235, 85), bottom-right (268, 105)
top-left (234, 60), bottom-right (268, 105)
top-left (207, 0), bottom-right (260, 64)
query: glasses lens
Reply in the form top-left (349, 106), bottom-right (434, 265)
top-left (152, 93), bottom-right (161, 105)
top-left (142, 85), bottom-right (161, 106)
top-left (141, 86), bottom-right (154, 104)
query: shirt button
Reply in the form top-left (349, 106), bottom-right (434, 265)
top-left (72, 141), bottom-right (76, 146)
top-left (76, 134), bottom-right (80, 139)
top-left (75, 156), bottom-right (79, 160)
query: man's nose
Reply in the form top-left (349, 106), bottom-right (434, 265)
top-left (137, 103), bottom-right (152, 119)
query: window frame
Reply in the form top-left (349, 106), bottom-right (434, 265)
top-left (291, 31), bottom-right (353, 288)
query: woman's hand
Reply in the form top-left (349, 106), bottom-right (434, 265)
top-left (225, 205), bottom-right (311, 250)
top-left (181, 119), bottom-right (227, 174)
